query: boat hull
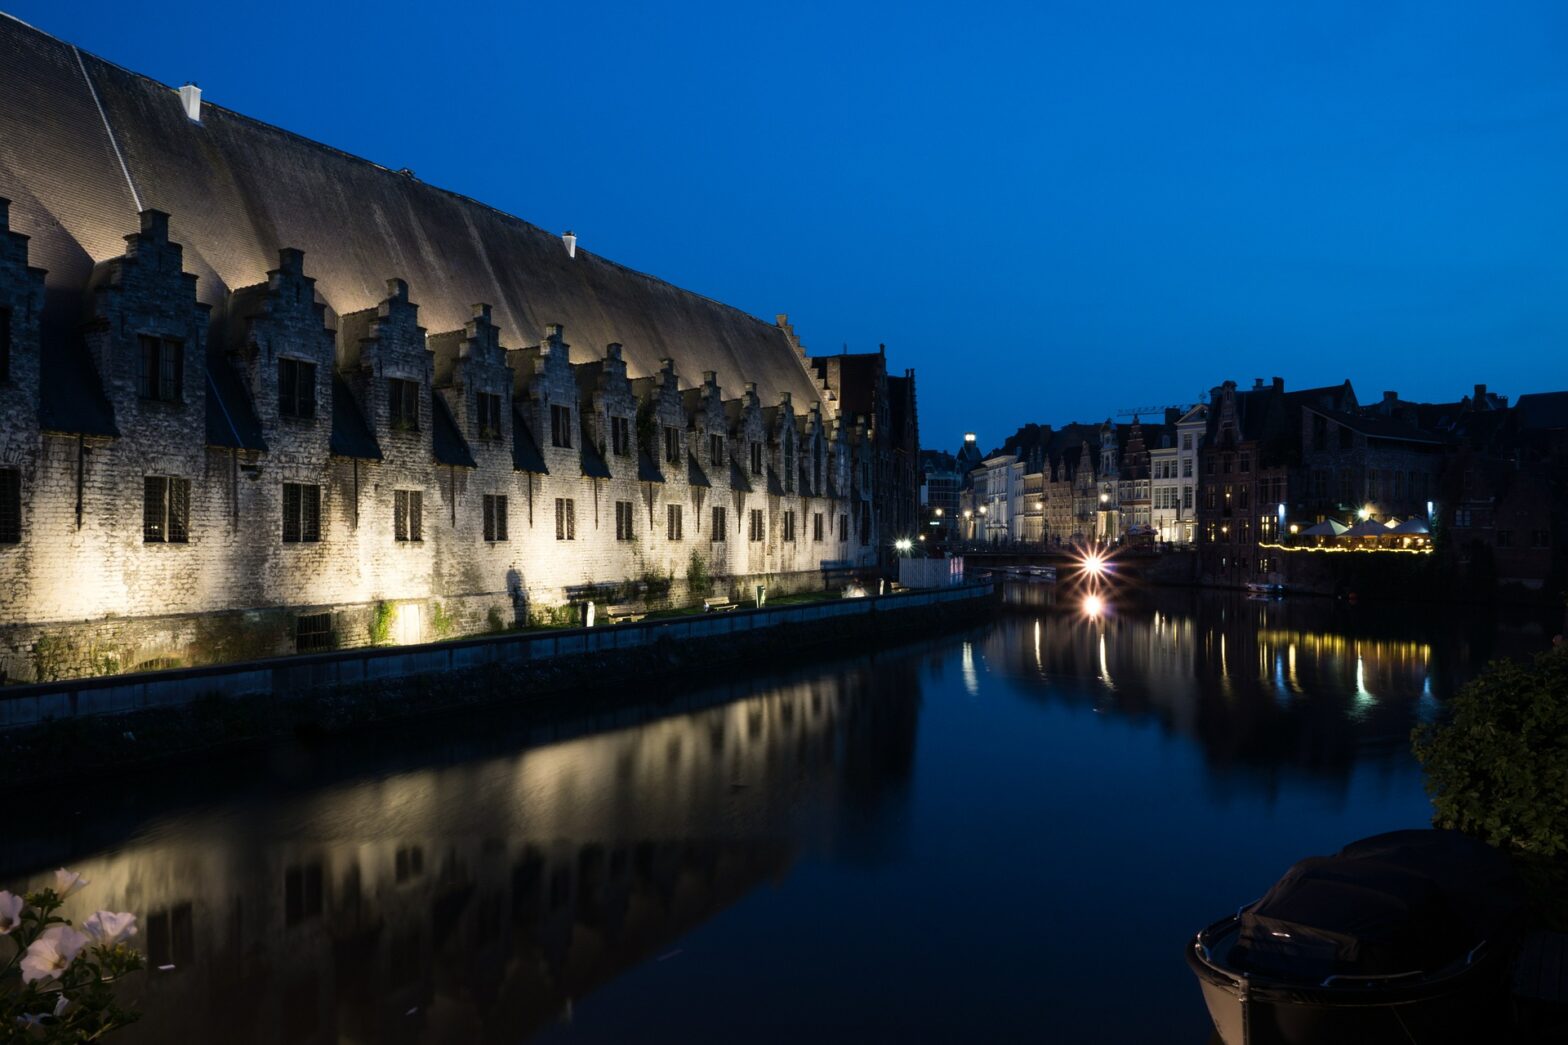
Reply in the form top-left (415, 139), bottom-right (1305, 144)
top-left (1187, 923), bottom-right (1512, 1045)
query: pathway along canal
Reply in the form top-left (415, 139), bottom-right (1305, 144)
top-left (3, 586), bottom-right (1557, 1043)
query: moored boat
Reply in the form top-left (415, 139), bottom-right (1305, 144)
top-left (1187, 830), bottom-right (1523, 1045)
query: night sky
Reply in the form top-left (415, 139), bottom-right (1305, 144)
top-left (14, 0), bottom-right (1568, 449)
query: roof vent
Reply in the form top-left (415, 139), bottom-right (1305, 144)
top-left (562, 230), bottom-right (577, 258)
top-left (179, 83), bottom-right (201, 122)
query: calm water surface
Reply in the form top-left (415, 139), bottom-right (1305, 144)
top-left (6, 587), bottom-right (1558, 1044)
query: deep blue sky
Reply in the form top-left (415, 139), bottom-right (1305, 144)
top-left (16, 0), bottom-right (1568, 449)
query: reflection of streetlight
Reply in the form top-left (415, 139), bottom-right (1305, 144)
top-left (1083, 593), bottom-right (1104, 618)
top-left (1358, 506), bottom-right (1371, 520)
top-left (1084, 554), bottom-right (1106, 577)
top-left (1289, 523), bottom-right (1299, 535)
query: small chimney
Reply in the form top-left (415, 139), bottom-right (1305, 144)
top-left (1253, 377), bottom-right (1264, 390)
top-left (562, 230), bottom-right (577, 258)
top-left (1383, 390), bottom-right (1397, 409)
top-left (179, 83), bottom-right (202, 122)
top-left (1474, 383), bottom-right (1487, 404)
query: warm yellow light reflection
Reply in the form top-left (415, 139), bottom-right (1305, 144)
top-left (1083, 594), bottom-right (1104, 618)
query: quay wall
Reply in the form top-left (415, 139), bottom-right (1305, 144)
top-left (0, 583), bottom-right (996, 734)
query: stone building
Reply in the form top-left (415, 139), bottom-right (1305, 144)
top-left (0, 18), bottom-right (909, 680)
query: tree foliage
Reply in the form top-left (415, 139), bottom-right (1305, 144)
top-left (1413, 644), bottom-right (1568, 857)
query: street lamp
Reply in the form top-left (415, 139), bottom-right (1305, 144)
top-left (894, 537), bottom-right (913, 554)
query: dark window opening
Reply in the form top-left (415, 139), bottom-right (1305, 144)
top-left (295, 612), bottom-right (333, 653)
top-left (0, 469), bottom-right (18, 543)
top-left (477, 392), bottom-right (503, 440)
top-left (555, 498), bottom-right (575, 540)
top-left (483, 494), bottom-right (508, 541)
top-left (143, 476), bottom-right (190, 543)
top-left (711, 506), bottom-right (726, 542)
top-left (388, 378), bottom-right (420, 431)
top-left (138, 335), bottom-right (184, 403)
top-left (611, 416), bottom-right (631, 456)
top-left (278, 358), bottom-right (316, 419)
top-left (664, 426), bottom-right (682, 465)
top-left (284, 863), bottom-right (323, 926)
top-left (550, 404), bottom-right (572, 448)
top-left (750, 441), bottom-right (763, 476)
top-left (145, 902), bottom-right (195, 970)
top-left (394, 490), bottom-right (423, 542)
top-left (282, 482), bottom-right (321, 543)
top-left (667, 503), bottom-right (683, 540)
top-left (616, 500), bottom-right (634, 540)
top-left (710, 433), bottom-right (724, 466)
top-left (0, 307), bottom-right (10, 384)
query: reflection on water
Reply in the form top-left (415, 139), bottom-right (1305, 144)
top-left (7, 588), bottom-right (1554, 1043)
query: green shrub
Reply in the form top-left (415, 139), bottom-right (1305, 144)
top-left (431, 601), bottom-right (455, 640)
top-left (368, 600), bottom-right (394, 646)
top-left (487, 606), bottom-right (506, 633)
top-left (686, 551), bottom-right (713, 598)
top-left (1413, 644), bottom-right (1568, 857)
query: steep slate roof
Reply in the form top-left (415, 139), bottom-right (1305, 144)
top-left (510, 405), bottom-right (547, 473)
top-left (1516, 391), bottom-right (1568, 430)
top-left (329, 374), bottom-right (381, 460)
top-left (686, 452), bottom-right (711, 488)
top-left (204, 359), bottom-right (267, 452)
top-left (1304, 406), bottom-right (1445, 445)
top-left (432, 395), bottom-right (476, 467)
top-left (0, 15), bottom-right (826, 418)
top-left (577, 418), bottom-right (611, 479)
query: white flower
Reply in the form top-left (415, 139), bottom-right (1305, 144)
top-left (20, 925), bottom-right (91, 984)
top-left (51, 869), bottom-right (89, 900)
top-left (0, 891), bottom-right (22, 934)
top-left (53, 995), bottom-right (70, 1018)
top-left (83, 910), bottom-right (138, 947)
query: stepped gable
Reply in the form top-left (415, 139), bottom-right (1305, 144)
top-left (0, 13), bottom-right (825, 418)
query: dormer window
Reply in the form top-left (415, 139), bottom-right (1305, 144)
top-left (477, 392), bottom-right (503, 440)
top-left (783, 434), bottom-right (795, 493)
top-left (0, 307), bottom-right (10, 384)
top-left (388, 378), bottom-right (420, 431)
top-left (138, 335), bottom-right (184, 403)
top-left (611, 416), bottom-right (631, 456)
top-left (750, 441), bottom-right (763, 476)
top-left (709, 433), bottom-right (724, 466)
top-left (550, 404), bottom-right (572, 448)
top-left (664, 426), bottom-right (681, 465)
top-left (278, 358), bottom-right (316, 419)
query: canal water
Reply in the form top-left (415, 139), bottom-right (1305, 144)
top-left (4, 587), bottom-right (1558, 1043)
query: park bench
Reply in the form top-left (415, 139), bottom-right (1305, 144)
top-left (604, 601), bottom-right (648, 624)
top-left (703, 596), bottom-right (738, 612)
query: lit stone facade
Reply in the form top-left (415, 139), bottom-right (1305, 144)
top-left (0, 202), bottom-right (892, 681)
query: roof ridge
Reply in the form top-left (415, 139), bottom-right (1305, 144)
top-left (27, 17), bottom-right (795, 346)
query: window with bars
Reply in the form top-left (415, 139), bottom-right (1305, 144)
top-left (388, 378), bottom-right (420, 431)
top-left (277, 359), bottom-right (316, 419)
top-left (282, 483), bottom-right (321, 543)
top-left (143, 476), bottom-right (190, 543)
top-left (749, 441), bottom-right (763, 476)
top-left (664, 426), bottom-right (682, 465)
top-left (0, 469), bottom-right (17, 544)
top-left (711, 506), bottom-right (726, 542)
top-left (812, 512), bottom-right (824, 542)
top-left (550, 404), bottom-right (572, 448)
top-left (611, 416), bottom-right (631, 456)
top-left (709, 433), bottom-right (724, 467)
top-left (477, 393), bottom-right (503, 440)
top-left (295, 612), bottom-right (333, 653)
top-left (483, 494), bottom-right (508, 541)
top-left (667, 503), bottom-right (683, 540)
top-left (782, 510), bottom-right (796, 542)
top-left (615, 500), bottom-right (634, 540)
top-left (555, 498), bottom-right (575, 540)
top-left (393, 490), bottom-right (423, 542)
top-left (0, 307), bottom-right (10, 384)
top-left (137, 335), bottom-right (184, 402)
top-left (748, 508), bottom-right (764, 542)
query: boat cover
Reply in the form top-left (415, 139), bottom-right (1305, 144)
top-left (1231, 830), bottom-right (1522, 982)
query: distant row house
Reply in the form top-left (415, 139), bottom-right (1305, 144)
top-left (935, 376), bottom-right (1565, 592)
